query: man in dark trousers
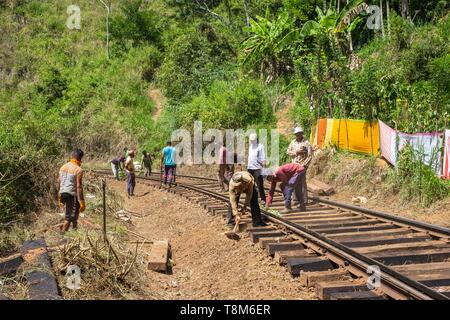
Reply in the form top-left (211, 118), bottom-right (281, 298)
top-left (265, 163), bottom-right (306, 213)
top-left (226, 171), bottom-right (265, 240)
top-left (161, 141), bottom-right (176, 187)
top-left (57, 149), bottom-right (85, 233)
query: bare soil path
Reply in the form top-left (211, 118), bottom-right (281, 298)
top-left (148, 88), bottom-right (166, 121)
top-left (109, 180), bottom-right (315, 300)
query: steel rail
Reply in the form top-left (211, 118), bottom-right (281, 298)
top-left (93, 170), bottom-right (450, 300)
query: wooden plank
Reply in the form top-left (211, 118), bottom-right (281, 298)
top-left (315, 280), bottom-right (368, 300)
top-left (0, 255), bottom-right (23, 276)
top-left (284, 213), bottom-right (357, 221)
top-left (281, 211), bottom-right (341, 218)
top-left (246, 226), bottom-right (275, 233)
top-left (356, 240), bottom-right (449, 255)
top-left (411, 272), bottom-right (450, 287)
top-left (258, 237), bottom-right (292, 249)
top-left (290, 216), bottom-right (367, 225)
top-left (21, 239), bottom-right (61, 300)
top-left (313, 223), bottom-right (397, 235)
top-left (370, 247), bottom-right (450, 265)
top-left (266, 242), bottom-right (305, 256)
top-left (341, 234), bottom-right (431, 248)
top-left (249, 231), bottom-right (285, 243)
top-left (299, 269), bottom-right (351, 287)
top-left (286, 257), bottom-right (333, 276)
top-left (330, 229), bottom-right (417, 243)
top-left (307, 220), bottom-right (382, 229)
top-left (329, 291), bottom-right (387, 300)
top-left (148, 240), bottom-right (170, 272)
top-left (275, 250), bottom-right (312, 265)
top-left (393, 261), bottom-right (450, 274)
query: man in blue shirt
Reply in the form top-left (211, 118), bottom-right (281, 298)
top-left (161, 141), bottom-right (176, 187)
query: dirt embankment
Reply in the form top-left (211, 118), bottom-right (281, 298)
top-left (109, 180), bottom-right (315, 300)
top-left (307, 149), bottom-right (450, 228)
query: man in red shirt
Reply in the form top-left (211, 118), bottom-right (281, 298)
top-left (265, 163), bottom-right (306, 213)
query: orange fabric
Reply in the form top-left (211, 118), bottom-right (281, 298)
top-left (70, 159), bottom-right (82, 166)
top-left (317, 119), bottom-right (327, 147)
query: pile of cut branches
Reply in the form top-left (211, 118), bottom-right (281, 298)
top-left (53, 231), bottom-right (151, 300)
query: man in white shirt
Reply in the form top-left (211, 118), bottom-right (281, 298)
top-left (247, 133), bottom-right (267, 204)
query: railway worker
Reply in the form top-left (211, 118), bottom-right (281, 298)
top-left (161, 141), bottom-right (176, 187)
top-left (265, 162), bottom-right (306, 213)
top-left (110, 155), bottom-right (125, 181)
top-left (228, 171), bottom-right (264, 232)
top-left (141, 151), bottom-right (153, 177)
top-left (287, 127), bottom-right (312, 205)
top-left (57, 149), bottom-right (86, 233)
top-left (125, 149), bottom-right (136, 198)
top-left (217, 142), bottom-right (229, 191)
top-left (247, 133), bottom-right (267, 204)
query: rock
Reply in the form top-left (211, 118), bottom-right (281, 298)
top-left (351, 196), bottom-right (368, 204)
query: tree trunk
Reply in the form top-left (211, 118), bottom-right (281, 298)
top-left (386, 0), bottom-right (391, 36)
top-left (380, 0), bottom-right (385, 38)
top-left (225, 0), bottom-right (232, 24)
top-left (243, 0), bottom-right (250, 27)
top-left (401, 0), bottom-right (410, 20)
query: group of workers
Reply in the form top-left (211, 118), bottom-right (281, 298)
top-left (224, 127), bottom-right (312, 232)
top-left (56, 127), bottom-right (312, 234)
top-left (110, 143), bottom-right (177, 198)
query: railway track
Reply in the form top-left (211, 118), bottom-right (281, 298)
top-left (94, 169), bottom-right (450, 300)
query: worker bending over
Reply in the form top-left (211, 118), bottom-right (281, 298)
top-left (228, 171), bottom-right (264, 228)
top-left (57, 149), bottom-right (86, 233)
top-left (265, 163), bottom-right (306, 213)
top-left (110, 155), bottom-right (125, 181)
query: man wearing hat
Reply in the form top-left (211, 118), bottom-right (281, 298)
top-left (287, 127), bottom-right (312, 205)
top-left (247, 133), bottom-right (267, 204)
top-left (228, 171), bottom-right (264, 229)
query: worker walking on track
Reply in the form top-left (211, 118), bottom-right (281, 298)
top-left (217, 142), bottom-right (229, 191)
top-left (265, 163), bottom-right (306, 213)
top-left (141, 151), bottom-right (153, 177)
top-left (161, 141), bottom-right (176, 187)
top-left (110, 155), bottom-right (125, 181)
top-left (226, 171), bottom-right (265, 240)
top-left (125, 149), bottom-right (136, 198)
top-left (57, 149), bottom-right (86, 233)
top-left (287, 127), bottom-right (312, 205)
top-left (247, 133), bottom-right (267, 204)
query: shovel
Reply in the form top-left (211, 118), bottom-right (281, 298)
top-left (225, 217), bottom-right (241, 241)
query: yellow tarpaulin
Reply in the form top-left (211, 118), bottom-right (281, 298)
top-left (309, 118), bottom-right (380, 155)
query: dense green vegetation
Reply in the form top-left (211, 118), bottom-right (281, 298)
top-left (0, 0), bottom-right (449, 221)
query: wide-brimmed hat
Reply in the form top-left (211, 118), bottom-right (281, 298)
top-left (249, 133), bottom-right (257, 141)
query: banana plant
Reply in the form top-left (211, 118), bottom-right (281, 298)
top-left (241, 11), bottom-right (298, 84)
top-left (300, 0), bottom-right (367, 52)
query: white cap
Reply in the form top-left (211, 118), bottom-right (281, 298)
top-left (294, 127), bottom-right (303, 134)
top-left (249, 133), bottom-right (257, 141)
